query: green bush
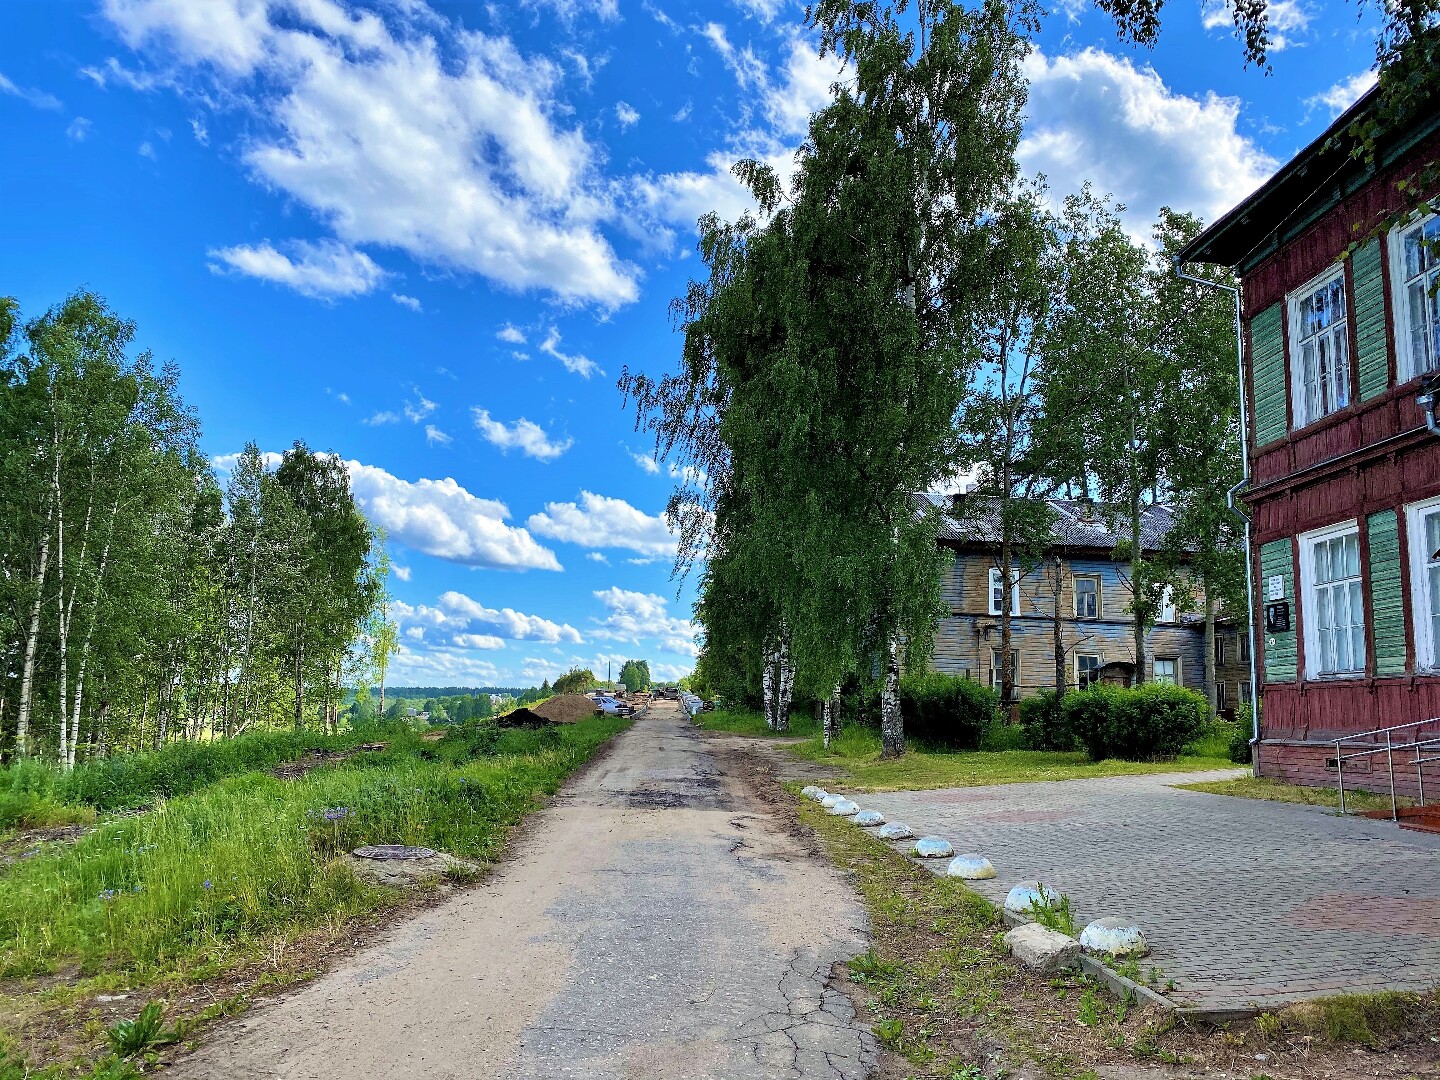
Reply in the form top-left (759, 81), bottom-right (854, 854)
top-left (898, 673), bottom-right (997, 750)
top-left (1231, 704), bottom-right (1255, 764)
top-left (1018, 690), bottom-right (1078, 751)
top-left (1064, 683), bottom-right (1208, 761)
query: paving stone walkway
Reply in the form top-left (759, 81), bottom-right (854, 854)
top-left (855, 771), bottom-right (1440, 1012)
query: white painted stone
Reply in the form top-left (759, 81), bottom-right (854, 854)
top-left (851, 810), bottom-right (885, 827)
top-left (827, 799), bottom-right (861, 816)
top-left (876, 822), bottom-right (913, 841)
top-left (1004, 881), bottom-right (1061, 916)
top-left (1004, 923), bottom-right (1081, 973)
top-left (801, 785), bottom-right (828, 801)
top-left (945, 854), bottom-right (996, 880)
top-left (1080, 918), bottom-right (1150, 959)
top-left (820, 794), bottom-right (844, 809)
top-left (912, 836), bottom-right (954, 858)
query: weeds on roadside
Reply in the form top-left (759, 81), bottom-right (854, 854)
top-left (106, 1002), bottom-right (175, 1057)
top-left (1025, 890), bottom-right (1075, 937)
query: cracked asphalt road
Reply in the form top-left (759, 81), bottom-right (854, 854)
top-left (165, 703), bottom-right (876, 1080)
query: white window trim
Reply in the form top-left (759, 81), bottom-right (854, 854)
top-left (1406, 494), bottom-right (1440, 673)
top-left (1073, 575), bottom-right (1101, 619)
top-left (1387, 211), bottom-right (1440, 384)
top-left (1297, 518), bottom-right (1366, 680)
top-left (988, 567), bottom-right (1021, 617)
top-left (1286, 263), bottom-right (1351, 429)
top-left (1075, 652), bottom-right (1102, 687)
top-left (1153, 656), bottom-right (1181, 685)
top-left (989, 648), bottom-right (1020, 694)
top-left (1158, 585), bottom-right (1177, 624)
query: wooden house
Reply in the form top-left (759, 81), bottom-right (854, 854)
top-left (922, 495), bottom-right (1209, 700)
top-left (1180, 85), bottom-right (1440, 796)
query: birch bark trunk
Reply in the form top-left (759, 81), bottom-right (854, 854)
top-left (879, 633), bottom-right (904, 758)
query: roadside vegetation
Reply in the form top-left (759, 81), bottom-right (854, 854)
top-left (0, 714), bottom-right (627, 1077)
top-left (1176, 775), bottom-right (1408, 813)
top-left (694, 674), bottom-right (1240, 792)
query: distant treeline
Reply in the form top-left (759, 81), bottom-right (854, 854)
top-left (367, 686), bottom-right (527, 700)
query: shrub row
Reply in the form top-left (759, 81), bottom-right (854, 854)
top-left (1019, 684), bottom-right (1209, 761)
top-left (896, 673), bottom-right (998, 750)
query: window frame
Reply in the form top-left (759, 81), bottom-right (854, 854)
top-left (1286, 264), bottom-right (1352, 429)
top-left (1405, 494), bottom-right (1440, 673)
top-left (1075, 652), bottom-right (1102, 689)
top-left (1073, 575), bottom-right (1101, 620)
top-left (1297, 519), bottom-right (1367, 680)
top-left (988, 648), bottom-right (1020, 698)
top-left (1153, 656), bottom-right (1180, 686)
top-left (988, 567), bottom-right (1021, 617)
top-left (1158, 585), bottom-right (1177, 624)
top-left (1387, 211), bottom-right (1440, 384)
top-left (1217, 681), bottom-right (1228, 711)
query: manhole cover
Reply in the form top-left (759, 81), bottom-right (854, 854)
top-left (352, 844), bottom-right (440, 861)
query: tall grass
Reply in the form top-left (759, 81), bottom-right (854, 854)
top-left (0, 717), bottom-right (627, 980)
top-left (0, 728), bottom-right (404, 815)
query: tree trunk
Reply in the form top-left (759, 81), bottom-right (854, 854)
top-left (16, 529), bottom-right (51, 758)
top-left (761, 644), bottom-right (777, 731)
top-left (823, 683), bottom-right (841, 750)
top-left (774, 638), bottom-right (793, 733)
top-left (998, 537), bottom-right (1015, 709)
top-left (880, 634), bottom-right (904, 758)
top-left (293, 628), bottom-right (305, 730)
top-left (1052, 560), bottom-right (1066, 697)
top-left (1130, 490), bottom-right (1146, 686)
top-left (1204, 592), bottom-right (1218, 717)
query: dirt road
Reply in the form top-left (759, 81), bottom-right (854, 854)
top-left (166, 703), bottom-right (875, 1079)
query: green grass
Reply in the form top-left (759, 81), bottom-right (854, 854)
top-left (1272, 991), bottom-right (1430, 1047)
top-left (0, 726), bottom-right (403, 814)
top-left (701, 707), bottom-right (1239, 791)
top-left (691, 708), bottom-right (820, 739)
top-left (791, 724), bottom-right (1237, 792)
top-left (1175, 775), bottom-right (1407, 812)
top-left (0, 717), bottom-right (628, 981)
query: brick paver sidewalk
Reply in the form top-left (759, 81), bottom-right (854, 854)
top-left (855, 771), bottom-right (1440, 1012)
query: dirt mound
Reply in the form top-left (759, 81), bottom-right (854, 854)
top-left (529, 694), bottom-right (601, 724)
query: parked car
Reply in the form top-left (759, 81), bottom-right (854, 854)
top-left (593, 695), bottom-right (634, 717)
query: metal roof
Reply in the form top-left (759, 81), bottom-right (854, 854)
top-left (917, 494), bottom-right (1181, 554)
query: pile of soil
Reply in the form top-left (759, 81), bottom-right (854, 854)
top-left (496, 707), bottom-right (549, 728)
top-left (529, 694), bottom-right (602, 725)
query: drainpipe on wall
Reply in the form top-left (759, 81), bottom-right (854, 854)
top-left (1171, 256), bottom-right (1262, 760)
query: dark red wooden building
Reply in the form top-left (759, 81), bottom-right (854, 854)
top-left (1182, 87), bottom-right (1440, 799)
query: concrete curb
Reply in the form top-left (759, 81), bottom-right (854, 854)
top-left (999, 909), bottom-right (1171, 1014)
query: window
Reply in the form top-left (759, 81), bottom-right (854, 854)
top-left (1238, 630), bottom-right (1251, 663)
top-left (1299, 522), bottom-right (1366, 678)
top-left (1076, 653), bottom-right (1102, 688)
top-left (1158, 586), bottom-right (1176, 624)
top-left (989, 649), bottom-right (1019, 695)
top-left (1240, 681), bottom-right (1252, 704)
top-left (1153, 657), bottom-right (1179, 685)
top-left (1390, 213), bottom-right (1440, 382)
top-left (1217, 682), bottom-right (1228, 711)
top-left (1288, 268), bottom-right (1350, 427)
top-left (1214, 635), bottom-right (1227, 665)
top-left (1406, 495), bottom-right (1440, 672)
top-left (988, 567), bottom-right (1021, 616)
top-left (1074, 576), bottom-right (1100, 619)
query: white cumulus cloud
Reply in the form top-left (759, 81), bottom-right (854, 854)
top-left (396, 590), bottom-right (583, 644)
top-left (538, 327), bottom-right (601, 379)
top-left (473, 409), bottom-right (573, 461)
top-left (345, 461), bottom-right (562, 571)
top-left (528, 492), bottom-right (677, 557)
top-left (1305, 69), bottom-right (1378, 118)
top-left (207, 239), bottom-right (384, 298)
top-left (1019, 47), bottom-right (1277, 235)
top-left (101, 0), bottom-right (640, 307)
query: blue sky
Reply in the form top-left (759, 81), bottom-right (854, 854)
top-left (0, 0), bottom-right (1378, 687)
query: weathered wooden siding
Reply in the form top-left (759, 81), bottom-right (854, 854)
top-left (1353, 236), bottom-right (1391, 402)
top-left (1365, 509), bottom-right (1407, 676)
top-left (930, 553), bottom-right (1206, 696)
top-left (1259, 539), bottom-right (1297, 682)
top-left (1250, 303), bottom-right (1288, 447)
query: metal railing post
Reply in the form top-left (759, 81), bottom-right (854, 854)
top-left (1336, 737), bottom-right (1346, 814)
top-left (1387, 728), bottom-right (1398, 822)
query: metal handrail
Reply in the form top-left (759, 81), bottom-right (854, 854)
top-left (1336, 718), bottom-right (1440, 820)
